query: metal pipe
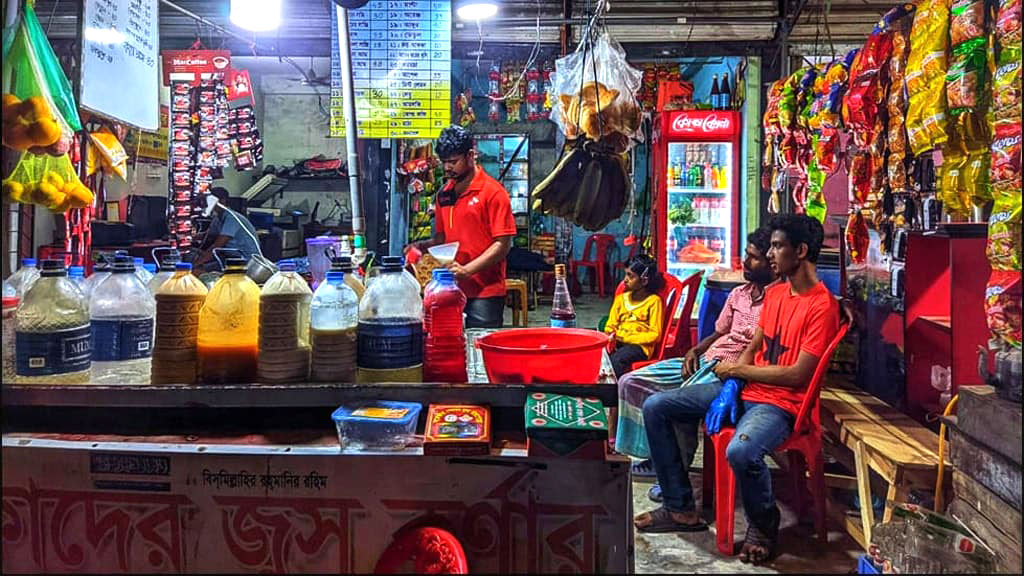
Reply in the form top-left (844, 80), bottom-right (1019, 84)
top-left (335, 6), bottom-right (366, 261)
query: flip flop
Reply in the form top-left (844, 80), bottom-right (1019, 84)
top-left (648, 483), bottom-right (663, 503)
top-left (635, 506), bottom-right (708, 534)
top-left (739, 507), bottom-right (780, 564)
top-left (631, 459), bottom-right (657, 478)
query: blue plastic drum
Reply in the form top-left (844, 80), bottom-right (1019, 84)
top-left (697, 271), bottom-right (745, 342)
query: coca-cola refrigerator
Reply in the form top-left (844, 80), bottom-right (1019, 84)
top-left (654, 109), bottom-right (743, 283)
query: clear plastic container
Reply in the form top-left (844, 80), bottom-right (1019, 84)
top-left (15, 260), bottom-right (92, 384)
top-left (7, 258), bottom-right (40, 298)
top-left (357, 256), bottom-right (424, 383)
top-left (90, 255), bottom-right (156, 385)
top-left (152, 263), bottom-right (208, 385)
top-left (134, 258), bottom-right (154, 285)
top-left (550, 263), bottom-right (577, 328)
top-left (329, 254), bottom-right (365, 300)
top-left (331, 401), bottom-right (423, 451)
top-left (81, 260), bottom-right (112, 300)
top-left (148, 250), bottom-right (182, 296)
top-left (198, 256), bottom-right (261, 384)
top-left (259, 260), bottom-right (313, 383)
top-left (68, 266), bottom-right (86, 293)
top-left (306, 236), bottom-right (342, 289)
top-left (3, 280), bottom-right (19, 383)
top-left (423, 269), bottom-right (467, 383)
top-left (311, 271), bottom-right (359, 382)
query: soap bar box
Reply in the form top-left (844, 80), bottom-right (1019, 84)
top-left (423, 404), bottom-right (491, 456)
top-left (524, 393), bottom-right (608, 460)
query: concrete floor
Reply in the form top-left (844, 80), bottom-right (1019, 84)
top-left (510, 291), bottom-right (865, 573)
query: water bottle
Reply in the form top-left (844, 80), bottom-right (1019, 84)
top-left (310, 270), bottom-right (359, 382)
top-left (3, 279), bottom-right (19, 383)
top-left (152, 263), bottom-right (208, 385)
top-left (259, 260), bottom-right (313, 383)
top-left (15, 260), bottom-right (92, 384)
top-left (357, 256), bottom-right (424, 383)
top-left (423, 269), bottom-right (467, 382)
top-left (329, 253), bottom-right (365, 300)
top-left (134, 258), bottom-right (154, 285)
top-left (68, 266), bottom-right (86, 293)
top-left (550, 264), bottom-right (577, 328)
top-left (7, 258), bottom-right (41, 298)
top-left (197, 256), bottom-right (261, 384)
top-left (90, 255), bottom-right (156, 385)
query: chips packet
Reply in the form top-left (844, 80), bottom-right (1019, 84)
top-left (985, 270), bottom-right (1023, 348)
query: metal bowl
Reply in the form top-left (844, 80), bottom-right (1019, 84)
top-left (246, 254), bottom-right (278, 284)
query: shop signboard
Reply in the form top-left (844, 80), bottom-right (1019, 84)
top-left (330, 0), bottom-right (452, 139)
top-left (2, 436), bottom-right (631, 573)
top-left (161, 50), bottom-right (232, 86)
top-left (665, 109), bottom-right (736, 138)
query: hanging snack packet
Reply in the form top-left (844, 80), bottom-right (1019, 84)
top-left (997, 0), bottom-right (1022, 45)
top-left (988, 181), bottom-right (1022, 270)
top-left (907, 0), bottom-right (951, 91)
top-left (940, 140), bottom-right (971, 217)
top-left (951, 0), bottom-right (987, 46)
top-left (991, 118), bottom-right (1022, 183)
top-left (992, 57), bottom-right (1022, 120)
top-left (985, 270), bottom-right (1022, 349)
top-left (850, 152), bottom-right (873, 205)
top-left (947, 38), bottom-right (988, 114)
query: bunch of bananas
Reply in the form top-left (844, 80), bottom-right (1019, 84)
top-left (531, 143), bottom-right (631, 231)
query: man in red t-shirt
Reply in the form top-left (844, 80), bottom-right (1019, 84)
top-left (634, 214), bottom-right (839, 565)
top-left (412, 125), bottom-right (516, 327)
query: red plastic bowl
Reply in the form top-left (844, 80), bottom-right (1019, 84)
top-left (475, 328), bottom-right (611, 384)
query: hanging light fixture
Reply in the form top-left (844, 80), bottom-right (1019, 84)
top-left (455, 0), bottom-right (498, 21)
top-left (230, 0), bottom-right (283, 32)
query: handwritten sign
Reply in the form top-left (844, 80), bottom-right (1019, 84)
top-left (331, 0), bottom-right (451, 139)
top-left (80, 0), bottom-right (160, 130)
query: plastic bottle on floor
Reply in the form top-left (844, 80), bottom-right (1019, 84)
top-left (90, 255), bottom-right (156, 385)
top-left (310, 270), bottom-right (359, 381)
top-left (15, 260), bottom-right (92, 384)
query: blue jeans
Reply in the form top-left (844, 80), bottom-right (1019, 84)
top-left (642, 383), bottom-right (793, 530)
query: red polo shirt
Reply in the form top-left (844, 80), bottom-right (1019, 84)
top-left (435, 168), bottom-right (517, 299)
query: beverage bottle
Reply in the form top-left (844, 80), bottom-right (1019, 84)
top-left (357, 256), bottom-right (423, 383)
top-left (704, 158), bottom-right (714, 191)
top-left (68, 266), bottom-right (86, 293)
top-left (81, 259), bottom-right (112, 301)
top-left (148, 250), bottom-right (182, 296)
top-left (90, 255), bottom-right (156, 385)
top-left (2, 279), bottom-right (18, 382)
top-left (311, 270), bottom-right (359, 382)
top-left (197, 256), bottom-right (261, 383)
top-left (7, 258), bottom-right (41, 298)
top-left (710, 230), bottom-right (725, 254)
top-left (710, 74), bottom-right (721, 110)
top-left (549, 264), bottom-right (577, 328)
top-left (679, 155), bottom-right (689, 187)
top-left (15, 260), bottom-right (92, 384)
top-left (721, 73), bottom-right (732, 110)
top-left (152, 263), bottom-right (208, 385)
top-left (330, 253), bottom-right (366, 300)
top-left (259, 260), bottom-right (313, 383)
top-left (423, 269), bottom-right (468, 382)
top-left (692, 159), bottom-right (703, 189)
top-left (133, 258), bottom-right (154, 285)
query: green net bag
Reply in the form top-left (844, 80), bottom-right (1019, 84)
top-left (2, 152), bottom-right (94, 213)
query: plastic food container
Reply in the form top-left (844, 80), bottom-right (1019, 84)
top-left (475, 328), bottom-right (610, 384)
top-left (331, 401), bottom-right (422, 451)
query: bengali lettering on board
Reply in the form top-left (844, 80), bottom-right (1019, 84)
top-left (330, 0), bottom-right (451, 139)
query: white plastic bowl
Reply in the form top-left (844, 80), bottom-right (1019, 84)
top-left (428, 241), bottom-right (460, 265)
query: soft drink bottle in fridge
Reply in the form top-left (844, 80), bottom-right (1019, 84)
top-left (197, 256), bottom-right (261, 383)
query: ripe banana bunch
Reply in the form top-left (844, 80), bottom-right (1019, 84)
top-left (531, 143), bottom-right (631, 231)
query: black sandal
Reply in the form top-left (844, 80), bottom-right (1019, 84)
top-left (738, 507), bottom-right (780, 564)
top-left (635, 506), bottom-right (709, 534)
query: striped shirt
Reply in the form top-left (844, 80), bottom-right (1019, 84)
top-left (703, 282), bottom-right (769, 364)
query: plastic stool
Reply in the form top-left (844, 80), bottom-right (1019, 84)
top-left (506, 278), bottom-right (528, 327)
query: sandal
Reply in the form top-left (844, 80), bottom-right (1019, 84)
top-left (738, 507), bottom-right (780, 564)
top-left (631, 458), bottom-right (657, 478)
top-left (634, 506), bottom-right (709, 534)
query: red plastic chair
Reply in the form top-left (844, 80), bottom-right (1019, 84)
top-left (613, 241), bottom-right (641, 282)
top-left (704, 321), bottom-right (850, 556)
top-left (571, 234), bottom-right (617, 298)
top-left (617, 270), bottom-right (703, 371)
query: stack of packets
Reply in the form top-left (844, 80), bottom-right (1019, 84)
top-left (423, 404), bottom-right (491, 456)
top-left (868, 503), bottom-right (997, 573)
top-left (524, 393), bottom-right (608, 460)
top-left (985, 0), bottom-right (1022, 351)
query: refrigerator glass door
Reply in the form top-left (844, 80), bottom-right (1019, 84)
top-left (664, 140), bottom-right (733, 280)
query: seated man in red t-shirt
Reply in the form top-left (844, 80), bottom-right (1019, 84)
top-left (634, 213), bottom-right (839, 565)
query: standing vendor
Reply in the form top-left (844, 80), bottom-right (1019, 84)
top-left (192, 187), bottom-right (262, 271)
top-left (412, 125), bottom-right (516, 328)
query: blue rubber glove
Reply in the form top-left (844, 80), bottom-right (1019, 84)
top-left (705, 378), bottom-right (744, 435)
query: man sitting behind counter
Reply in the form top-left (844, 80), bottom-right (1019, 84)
top-left (192, 187), bottom-right (262, 272)
top-left (409, 125), bottom-right (517, 328)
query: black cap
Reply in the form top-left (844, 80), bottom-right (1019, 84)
top-left (159, 250), bottom-right (182, 270)
top-left (110, 254), bottom-right (136, 274)
top-left (39, 259), bottom-right (67, 277)
top-left (224, 256), bottom-right (247, 272)
top-left (380, 255), bottom-right (405, 272)
top-left (330, 254), bottom-right (355, 272)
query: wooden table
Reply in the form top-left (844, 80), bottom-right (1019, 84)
top-left (820, 385), bottom-right (950, 549)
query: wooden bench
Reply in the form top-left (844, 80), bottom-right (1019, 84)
top-left (819, 384), bottom-right (951, 549)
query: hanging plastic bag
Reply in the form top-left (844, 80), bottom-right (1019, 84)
top-left (1, 2), bottom-right (82, 155)
top-left (550, 30), bottom-right (642, 152)
top-left (2, 152), bottom-right (94, 213)
top-left (87, 127), bottom-right (129, 180)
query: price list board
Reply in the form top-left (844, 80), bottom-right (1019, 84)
top-left (330, 1), bottom-right (451, 139)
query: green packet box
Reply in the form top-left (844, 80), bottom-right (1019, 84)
top-left (524, 392), bottom-right (608, 460)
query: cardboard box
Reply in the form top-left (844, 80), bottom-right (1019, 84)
top-left (423, 404), bottom-right (491, 456)
top-left (525, 393), bottom-right (608, 460)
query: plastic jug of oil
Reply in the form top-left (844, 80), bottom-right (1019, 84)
top-left (197, 256), bottom-right (261, 383)
top-left (311, 270), bottom-right (359, 382)
top-left (152, 263), bottom-right (208, 384)
top-left (258, 260), bottom-right (312, 382)
top-left (356, 256), bottom-right (423, 383)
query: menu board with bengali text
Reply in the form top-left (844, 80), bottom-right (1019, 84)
top-left (331, 0), bottom-right (451, 139)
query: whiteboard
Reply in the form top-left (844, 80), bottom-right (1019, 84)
top-left (79, 0), bottom-right (160, 130)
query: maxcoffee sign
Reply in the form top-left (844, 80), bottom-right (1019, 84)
top-left (666, 110), bottom-right (737, 137)
top-left (161, 50), bottom-right (232, 86)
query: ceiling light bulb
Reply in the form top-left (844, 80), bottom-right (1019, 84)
top-left (456, 1), bottom-right (498, 21)
top-left (230, 0), bottom-right (282, 32)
